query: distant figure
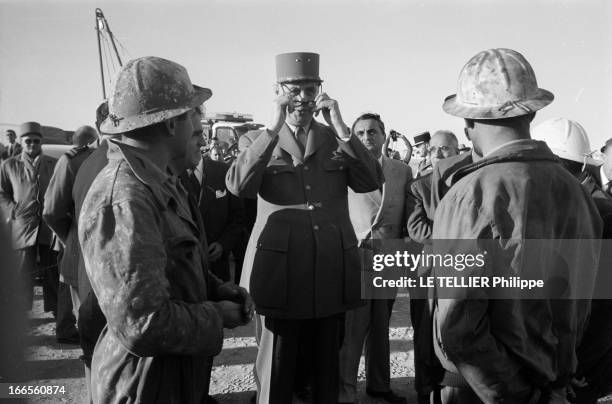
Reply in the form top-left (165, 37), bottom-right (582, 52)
top-left (413, 131), bottom-right (431, 177)
top-left (209, 145), bottom-right (224, 161)
top-left (1, 129), bottom-right (22, 161)
top-left (43, 125), bottom-right (98, 344)
top-left (0, 122), bottom-right (57, 313)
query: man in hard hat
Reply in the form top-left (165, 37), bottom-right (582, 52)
top-left (43, 125), bottom-right (98, 344)
top-left (406, 130), bottom-right (459, 404)
top-left (337, 112), bottom-right (411, 404)
top-left (600, 138), bottom-right (612, 196)
top-left (226, 52), bottom-right (383, 403)
top-left (78, 57), bottom-right (252, 404)
top-left (0, 122), bottom-right (58, 312)
top-left (532, 118), bottom-right (612, 403)
top-left (431, 48), bottom-right (602, 403)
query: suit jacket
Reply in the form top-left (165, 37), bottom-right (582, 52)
top-left (406, 173), bottom-right (434, 245)
top-left (0, 153), bottom-right (57, 248)
top-left (42, 146), bottom-right (93, 285)
top-left (348, 155), bottom-right (412, 241)
top-left (182, 159), bottom-right (246, 255)
top-left (226, 121), bottom-right (383, 319)
top-left (0, 143), bottom-right (22, 161)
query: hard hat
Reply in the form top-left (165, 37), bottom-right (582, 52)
top-left (531, 118), bottom-right (599, 166)
top-left (100, 56), bottom-right (212, 134)
top-left (18, 122), bottom-right (43, 138)
top-left (275, 52), bottom-right (322, 83)
top-left (443, 48), bottom-right (554, 119)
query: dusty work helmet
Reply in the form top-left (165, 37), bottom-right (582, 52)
top-left (100, 56), bottom-right (212, 134)
top-left (532, 118), bottom-right (599, 166)
top-left (443, 48), bottom-right (554, 119)
top-left (275, 52), bottom-right (322, 83)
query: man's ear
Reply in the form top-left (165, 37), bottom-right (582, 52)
top-left (163, 117), bottom-right (177, 137)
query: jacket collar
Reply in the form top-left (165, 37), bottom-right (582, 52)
top-left (450, 139), bottom-right (560, 186)
top-left (107, 139), bottom-right (174, 209)
top-left (277, 121), bottom-right (328, 162)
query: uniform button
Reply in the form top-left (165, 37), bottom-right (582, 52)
top-left (305, 185), bottom-right (311, 190)
top-left (339, 166), bottom-right (344, 169)
top-left (304, 166), bottom-right (310, 171)
top-left (313, 225), bottom-right (319, 230)
top-left (307, 204), bottom-right (315, 210)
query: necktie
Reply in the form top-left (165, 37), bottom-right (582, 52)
top-left (296, 127), bottom-right (308, 154)
top-left (188, 170), bottom-right (201, 196)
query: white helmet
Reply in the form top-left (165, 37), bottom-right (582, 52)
top-left (532, 117), bottom-right (600, 166)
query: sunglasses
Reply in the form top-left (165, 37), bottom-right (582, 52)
top-left (24, 138), bottom-right (41, 145)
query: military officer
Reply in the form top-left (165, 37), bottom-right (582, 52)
top-left (226, 52), bottom-right (383, 403)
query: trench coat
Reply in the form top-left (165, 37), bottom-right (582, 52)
top-left (0, 153), bottom-right (57, 248)
top-left (79, 140), bottom-right (223, 404)
top-left (226, 121), bottom-right (383, 319)
top-left (431, 140), bottom-right (602, 402)
top-left (42, 146), bottom-right (93, 285)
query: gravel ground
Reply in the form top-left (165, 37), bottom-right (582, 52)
top-left (23, 288), bottom-right (612, 404)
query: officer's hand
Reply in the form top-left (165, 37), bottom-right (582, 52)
top-left (268, 92), bottom-right (293, 134)
top-left (214, 300), bottom-right (245, 329)
top-left (208, 242), bottom-right (223, 262)
top-left (315, 93), bottom-right (349, 139)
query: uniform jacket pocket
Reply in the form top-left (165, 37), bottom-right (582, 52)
top-left (250, 224), bottom-right (290, 309)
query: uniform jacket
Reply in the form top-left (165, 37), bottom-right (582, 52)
top-left (431, 140), bottom-right (603, 403)
top-left (226, 121), bottom-right (383, 319)
top-left (1, 143), bottom-right (22, 160)
top-left (348, 155), bottom-right (412, 241)
top-left (0, 153), bottom-right (57, 248)
top-left (181, 158), bottom-right (246, 279)
top-left (79, 140), bottom-right (223, 404)
top-left (42, 146), bottom-right (93, 285)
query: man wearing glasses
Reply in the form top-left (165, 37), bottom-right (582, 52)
top-left (227, 52), bottom-right (383, 403)
top-left (0, 122), bottom-right (58, 313)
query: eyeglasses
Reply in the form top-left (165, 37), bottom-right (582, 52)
top-left (281, 83), bottom-right (322, 108)
top-left (24, 138), bottom-right (41, 145)
top-left (428, 145), bottom-right (454, 154)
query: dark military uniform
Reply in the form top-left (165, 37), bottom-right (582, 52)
top-left (79, 140), bottom-right (224, 404)
top-left (43, 146), bottom-right (93, 339)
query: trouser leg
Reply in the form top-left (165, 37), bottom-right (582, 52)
top-left (311, 314), bottom-right (344, 404)
top-left (365, 297), bottom-right (395, 392)
top-left (15, 247), bottom-right (36, 310)
top-left (439, 386), bottom-right (482, 404)
top-left (69, 285), bottom-right (81, 321)
top-left (40, 246), bottom-right (58, 314)
top-left (260, 317), bottom-right (299, 404)
top-left (56, 281), bottom-right (77, 339)
top-left (338, 302), bottom-right (371, 402)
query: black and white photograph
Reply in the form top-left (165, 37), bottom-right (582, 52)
top-left (0, 0), bottom-right (611, 403)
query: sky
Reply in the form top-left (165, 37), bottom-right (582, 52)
top-left (0, 0), bottom-right (611, 149)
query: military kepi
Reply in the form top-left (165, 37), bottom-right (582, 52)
top-left (276, 52), bottom-right (322, 83)
top-left (18, 122), bottom-right (43, 138)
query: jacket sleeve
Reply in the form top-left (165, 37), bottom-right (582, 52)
top-left (432, 196), bottom-right (535, 403)
top-left (79, 197), bottom-right (224, 358)
top-left (340, 134), bottom-right (384, 193)
top-left (226, 130), bottom-right (279, 198)
top-left (42, 155), bottom-right (74, 243)
top-left (0, 161), bottom-right (15, 221)
top-left (407, 180), bottom-right (433, 244)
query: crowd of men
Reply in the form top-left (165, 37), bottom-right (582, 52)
top-left (1, 48), bottom-right (611, 404)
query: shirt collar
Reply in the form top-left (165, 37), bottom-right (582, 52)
top-left (601, 164), bottom-right (610, 185)
top-left (286, 120), bottom-right (312, 135)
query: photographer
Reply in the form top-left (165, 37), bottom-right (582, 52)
top-left (384, 129), bottom-right (413, 169)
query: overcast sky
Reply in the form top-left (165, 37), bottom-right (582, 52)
top-left (1, 0), bottom-right (610, 148)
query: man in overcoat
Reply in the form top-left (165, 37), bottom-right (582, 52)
top-left (0, 122), bottom-right (57, 311)
top-left (226, 52), bottom-right (383, 403)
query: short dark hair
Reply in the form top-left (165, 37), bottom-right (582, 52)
top-left (351, 112), bottom-right (385, 135)
top-left (5, 129), bottom-right (15, 136)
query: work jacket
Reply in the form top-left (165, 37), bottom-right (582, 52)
top-left (226, 121), bottom-right (383, 319)
top-left (0, 152), bottom-right (57, 248)
top-left (42, 146), bottom-right (93, 285)
top-left (431, 140), bottom-right (602, 403)
top-left (79, 140), bottom-right (223, 404)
